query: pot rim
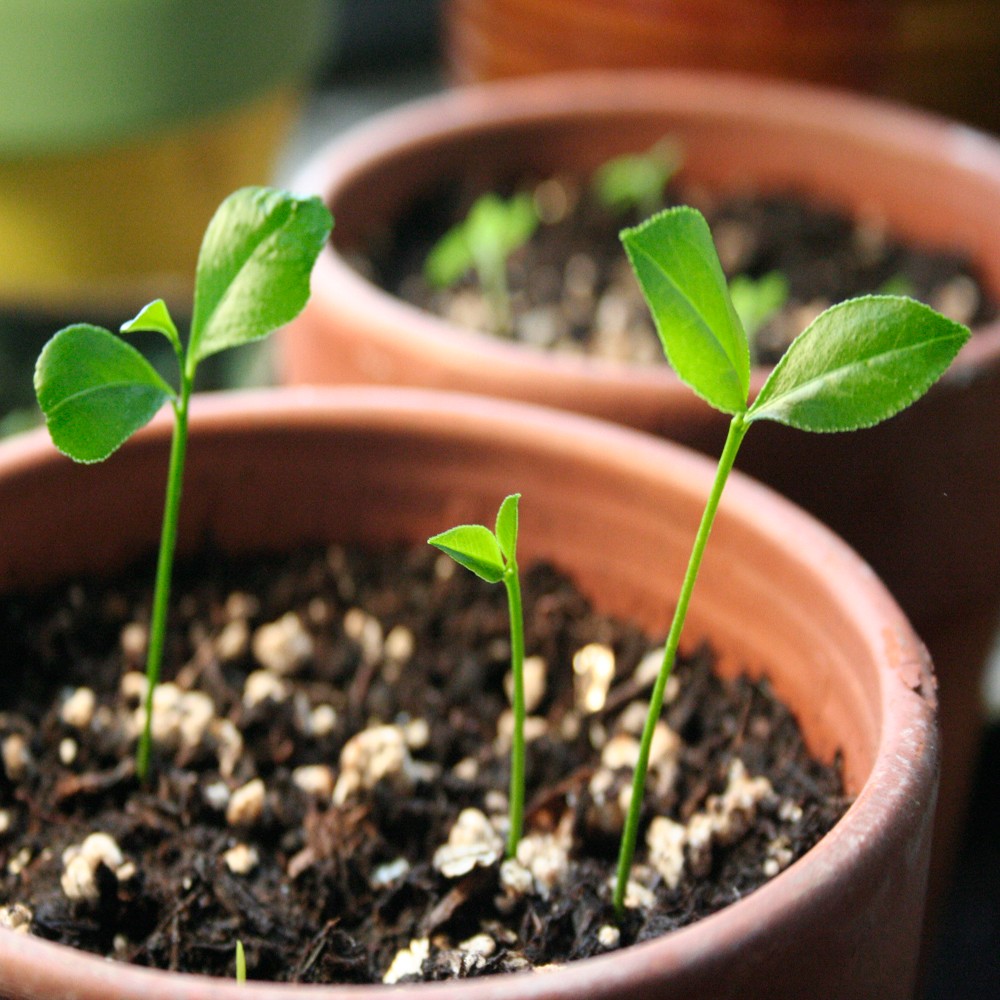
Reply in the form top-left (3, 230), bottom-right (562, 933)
top-left (0, 386), bottom-right (937, 998)
top-left (290, 68), bottom-right (1000, 396)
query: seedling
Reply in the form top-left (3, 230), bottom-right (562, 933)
top-left (235, 939), bottom-right (247, 984)
top-left (592, 138), bottom-right (682, 218)
top-left (612, 206), bottom-right (969, 915)
top-left (428, 494), bottom-right (526, 857)
top-left (424, 193), bottom-right (538, 336)
top-left (728, 270), bottom-right (789, 359)
top-left (33, 186), bottom-right (332, 782)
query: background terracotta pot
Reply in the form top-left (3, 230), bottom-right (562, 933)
top-left (0, 387), bottom-right (935, 998)
top-left (442, 0), bottom-right (1000, 133)
top-left (277, 70), bottom-right (1000, 921)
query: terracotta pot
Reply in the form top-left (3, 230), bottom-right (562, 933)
top-left (0, 387), bottom-right (935, 998)
top-left (442, 0), bottom-right (1000, 133)
top-left (278, 71), bottom-right (1000, 913)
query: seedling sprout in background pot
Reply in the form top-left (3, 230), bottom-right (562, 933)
top-left (592, 137), bottom-right (682, 218)
top-left (728, 270), bottom-right (789, 362)
top-left (611, 206), bottom-right (968, 914)
top-left (424, 192), bottom-right (538, 336)
top-left (429, 493), bottom-right (527, 856)
top-left (33, 185), bottom-right (333, 782)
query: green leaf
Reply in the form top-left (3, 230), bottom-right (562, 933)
top-left (622, 207), bottom-right (750, 415)
top-left (189, 186), bottom-right (333, 366)
top-left (120, 298), bottom-right (181, 354)
top-left (424, 224), bottom-right (473, 288)
top-left (424, 193), bottom-right (537, 290)
top-left (428, 524), bottom-right (505, 583)
top-left (34, 324), bottom-right (175, 463)
top-left (495, 493), bottom-right (520, 562)
top-left (747, 295), bottom-right (970, 431)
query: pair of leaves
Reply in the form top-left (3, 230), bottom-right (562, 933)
top-left (622, 207), bottom-right (970, 430)
top-left (428, 493), bottom-right (520, 583)
top-left (34, 187), bottom-right (332, 463)
top-left (424, 193), bottom-right (538, 290)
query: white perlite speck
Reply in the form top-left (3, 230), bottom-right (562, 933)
top-left (433, 808), bottom-right (504, 878)
top-left (504, 655), bottom-right (547, 714)
top-left (61, 833), bottom-right (134, 903)
top-left (214, 619), bottom-right (249, 662)
top-left (226, 778), bottom-right (266, 827)
top-left (458, 933), bottom-right (496, 958)
top-left (223, 843), bottom-right (259, 875)
top-left (342, 608), bottom-right (383, 664)
top-left (292, 764), bottom-right (335, 799)
top-left (60, 687), bottom-right (97, 729)
top-left (597, 924), bottom-right (620, 949)
top-left (243, 669), bottom-right (289, 708)
top-left (130, 682), bottom-right (217, 752)
top-left (251, 612), bottom-right (313, 675)
top-left (573, 643), bottom-right (616, 713)
top-left (1, 733), bottom-right (31, 782)
top-left (334, 724), bottom-right (415, 805)
top-left (514, 831), bottom-right (570, 897)
top-left (383, 938), bottom-right (430, 984)
top-left (647, 759), bottom-right (774, 886)
top-left (307, 703), bottom-right (338, 737)
top-left (372, 857), bottom-right (411, 887)
top-left (646, 816), bottom-right (688, 889)
top-left (0, 903), bottom-right (32, 933)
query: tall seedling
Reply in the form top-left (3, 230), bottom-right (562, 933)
top-left (34, 186), bottom-right (333, 781)
top-left (611, 206), bottom-right (969, 913)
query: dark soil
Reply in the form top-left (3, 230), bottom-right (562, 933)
top-left (0, 543), bottom-right (847, 984)
top-left (372, 176), bottom-right (996, 365)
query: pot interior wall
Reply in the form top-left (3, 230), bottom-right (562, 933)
top-left (0, 403), bottom-right (883, 795)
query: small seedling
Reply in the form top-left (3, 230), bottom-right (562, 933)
top-left (612, 206), bottom-right (969, 915)
top-left (879, 273), bottom-right (916, 298)
top-left (429, 494), bottom-right (526, 857)
top-left (592, 138), bottom-right (682, 218)
top-left (424, 193), bottom-right (538, 336)
top-left (235, 939), bottom-right (247, 984)
top-left (728, 270), bottom-right (790, 359)
top-left (34, 186), bottom-right (332, 782)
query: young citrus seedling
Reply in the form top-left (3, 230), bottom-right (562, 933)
top-left (34, 186), bottom-right (333, 782)
top-left (612, 205), bottom-right (969, 915)
top-left (592, 138), bottom-right (682, 218)
top-left (424, 193), bottom-right (538, 336)
top-left (429, 493), bottom-right (527, 856)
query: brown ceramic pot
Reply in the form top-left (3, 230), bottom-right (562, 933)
top-left (443, 0), bottom-right (1000, 133)
top-left (0, 387), bottom-right (935, 998)
top-left (278, 72), bottom-right (1000, 913)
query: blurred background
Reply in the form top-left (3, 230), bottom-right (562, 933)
top-left (0, 1), bottom-right (996, 995)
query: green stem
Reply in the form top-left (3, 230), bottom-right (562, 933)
top-left (136, 372), bottom-right (192, 782)
top-left (612, 413), bottom-right (749, 915)
top-left (504, 559), bottom-right (526, 857)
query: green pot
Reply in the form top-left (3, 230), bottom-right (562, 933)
top-left (0, 0), bottom-right (335, 312)
top-left (0, 0), bottom-right (332, 156)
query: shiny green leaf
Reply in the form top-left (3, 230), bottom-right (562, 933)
top-left (120, 298), bottom-right (181, 354)
top-left (495, 493), bottom-right (520, 562)
top-left (622, 207), bottom-right (750, 414)
top-left (428, 524), bottom-right (505, 583)
top-left (34, 324), bottom-right (174, 463)
top-left (189, 186), bottom-right (332, 365)
top-left (747, 296), bottom-right (970, 431)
